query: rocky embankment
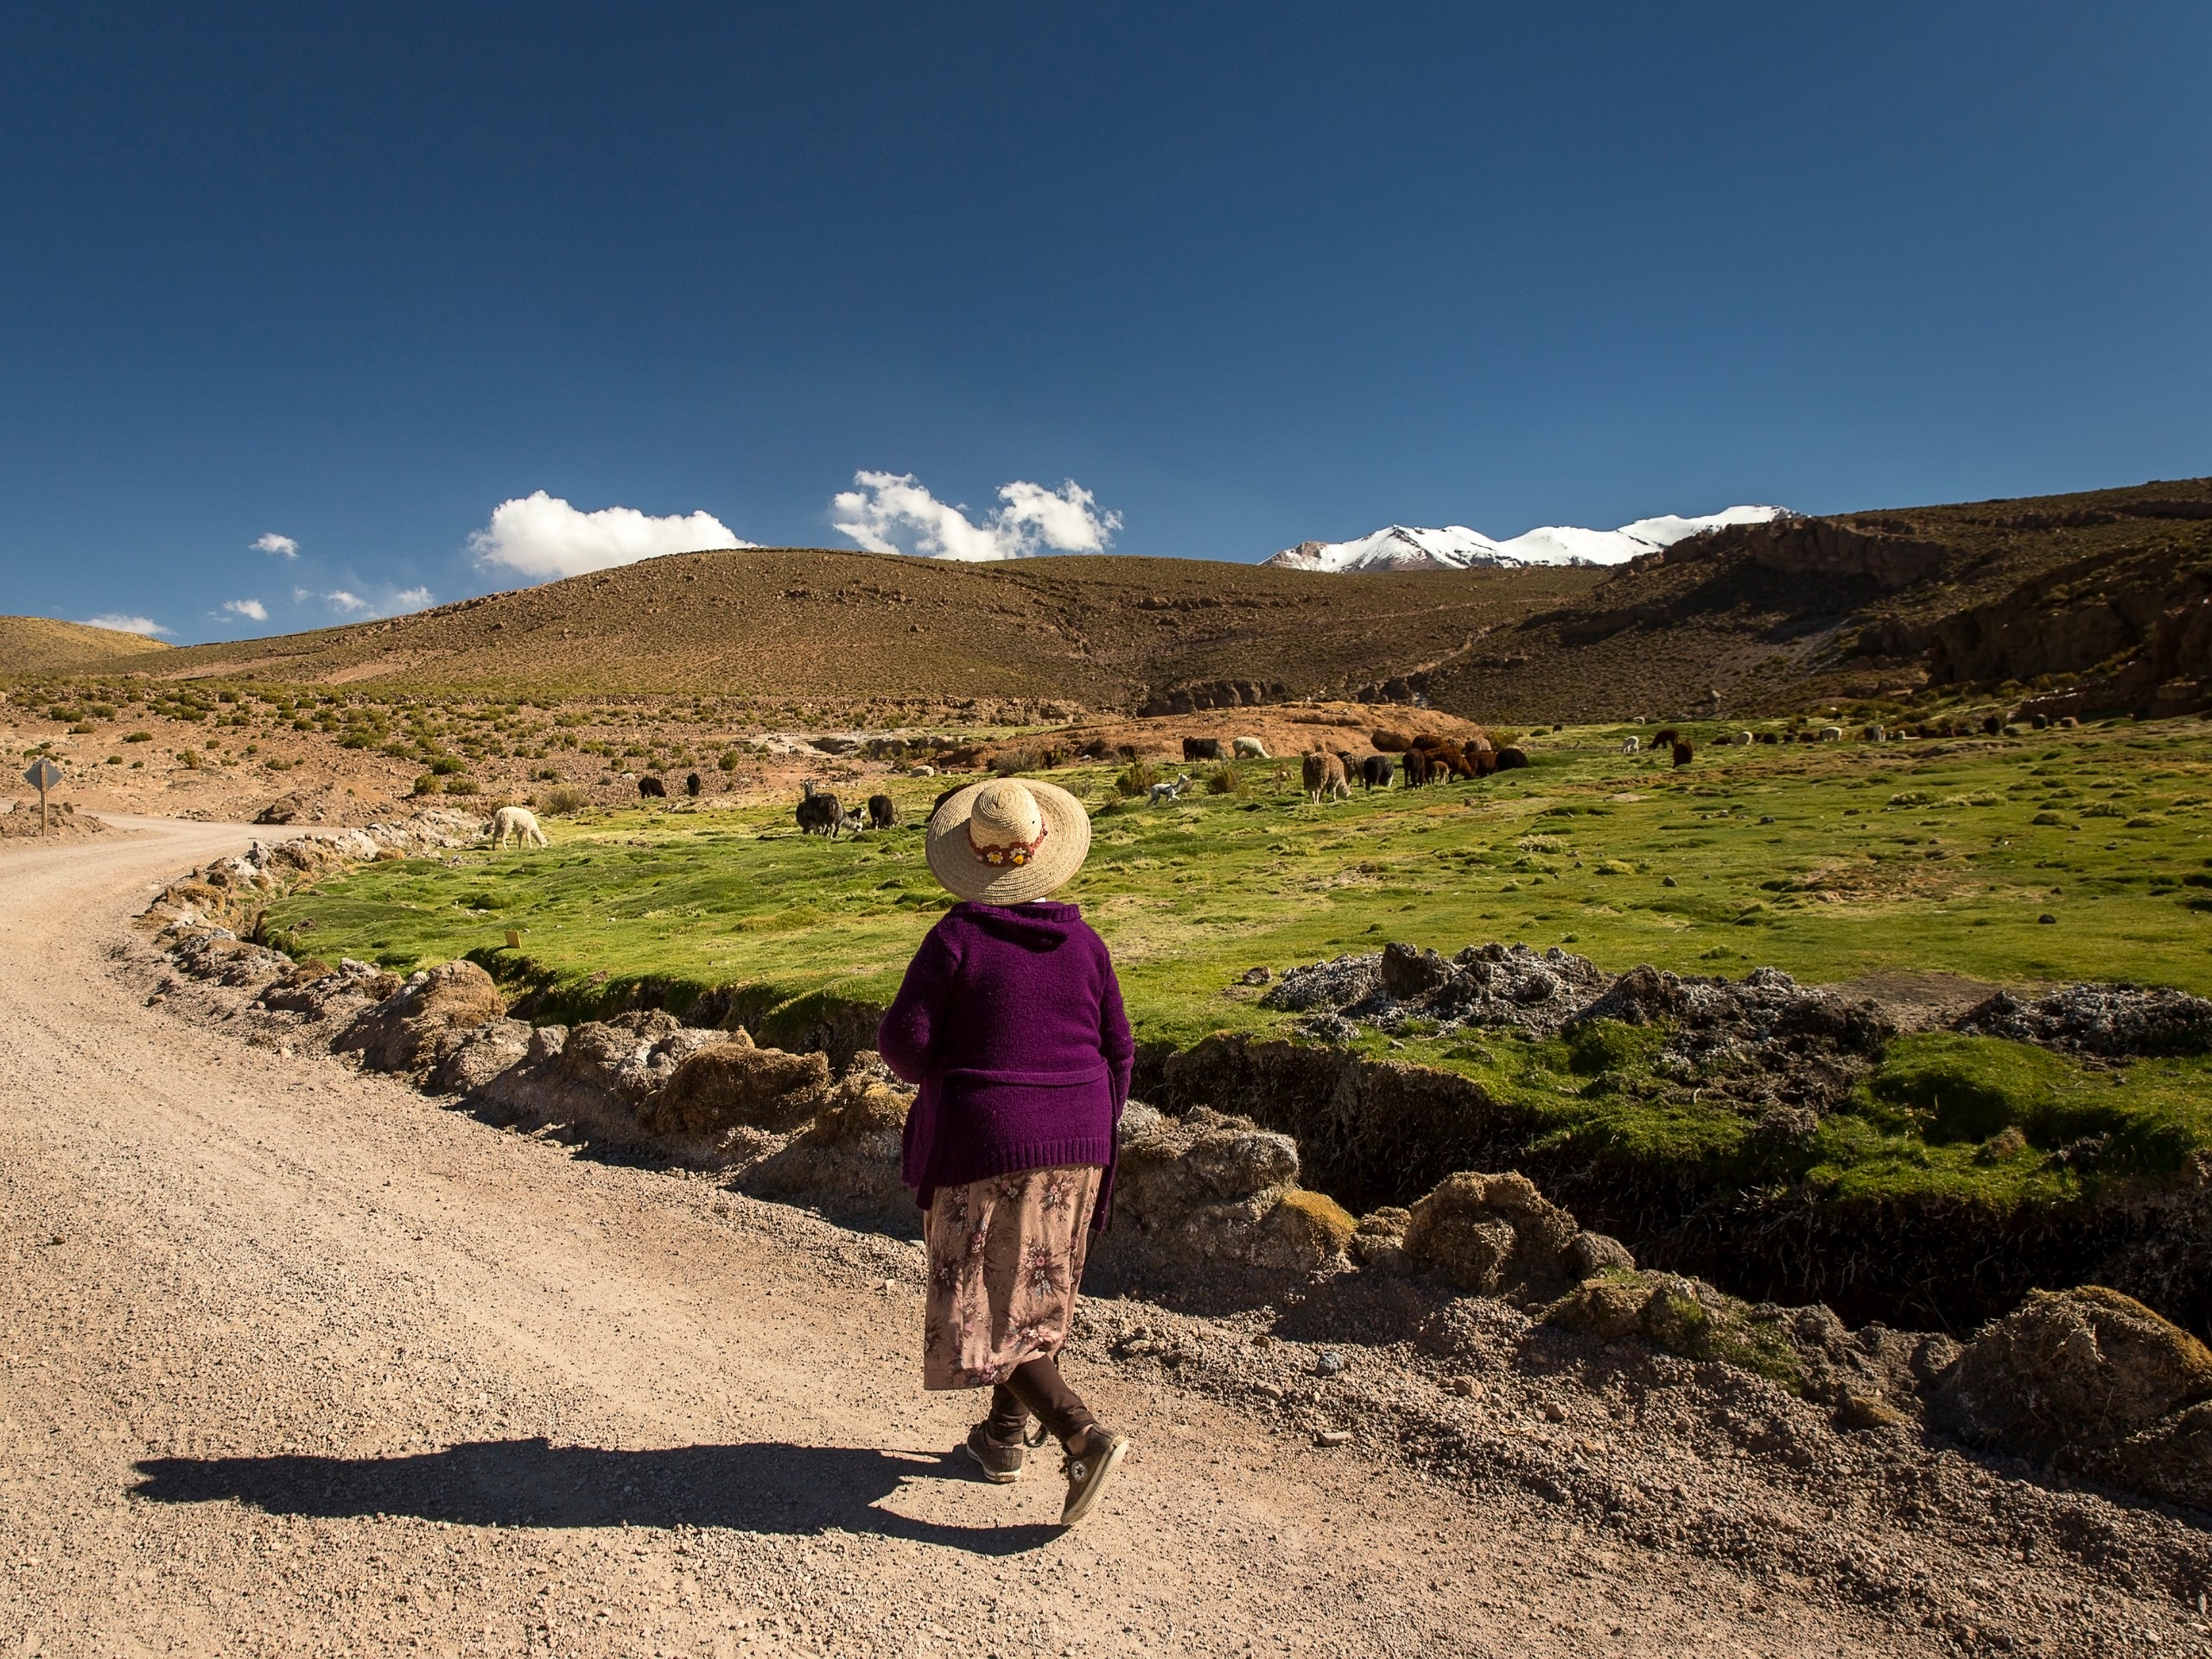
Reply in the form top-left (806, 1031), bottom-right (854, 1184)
top-left (1217, 943), bottom-right (2212, 1343)
top-left (133, 827), bottom-right (2212, 1592)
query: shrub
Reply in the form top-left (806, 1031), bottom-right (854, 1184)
top-left (412, 774), bottom-right (438, 796)
top-left (179, 749), bottom-right (202, 770)
top-left (719, 749), bottom-right (741, 772)
top-left (1205, 762), bottom-right (1249, 797)
top-left (445, 777), bottom-right (480, 796)
top-left (427, 754), bottom-right (467, 776)
top-left (1114, 760), bottom-right (1160, 798)
top-left (542, 784), bottom-right (591, 816)
top-left (123, 730), bottom-right (151, 742)
top-left (993, 745), bottom-right (1047, 775)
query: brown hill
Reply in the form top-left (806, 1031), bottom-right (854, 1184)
top-left (135, 549), bottom-right (1601, 713)
top-left (0, 617), bottom-right (171, 677)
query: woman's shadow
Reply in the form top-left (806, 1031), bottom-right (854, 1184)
top-left (130, 1440), bottom-right (1061, 1555)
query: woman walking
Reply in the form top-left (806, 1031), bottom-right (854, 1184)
top-left (877, 777), bottom-right (1135, 1525)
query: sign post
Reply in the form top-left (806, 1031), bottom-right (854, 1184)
top-left (22, 758), bottom-right (62, 838)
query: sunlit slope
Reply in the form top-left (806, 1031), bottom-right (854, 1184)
top-left (138, 548), bottom-right (1599, 704)
top-left (0, 617), bottom-right (172, 677)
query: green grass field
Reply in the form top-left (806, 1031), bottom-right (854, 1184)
top-left (262, 717), bottom-right (2212, 1211)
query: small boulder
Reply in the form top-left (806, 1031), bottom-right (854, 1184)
top-left (1402, 1171), bottom-right (1580, 1293)
top-left (1930, 1285), bottom-right (2212, 1459)
top-left (804, 1052), bottom-right (915, 1146)
top-left (1115, 1106), bottom-right (1300, 1227)
top-left (428, 1019), bottom-right (532, 1096)
top-left (1565, 1230), bottom-right (1637, 1280)
top-left (1351, 1205), bottom-right (1412, 1273)
top-left (336, 958), bottom-right (507, 1076)
top-left (641, 1040), bottom-right (831, 1137)
top-left (1379, 941), bottom-right (1452, 998)
top-left (1571, 964), bottom-right (1675, 1027)
top-left (1553, 1275), bottom-right (1647, 1340)
top-left (1247, 1189), bottom-right (1357, 1271)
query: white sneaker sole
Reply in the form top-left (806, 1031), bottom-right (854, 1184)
top-left (1058, 1434), bottom-right (1130, 1525)
top-left (963, 1439), bottom-right (1025, 1484)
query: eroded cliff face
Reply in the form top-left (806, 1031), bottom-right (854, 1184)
top-left (1922, 544), bottom-right (2212, 716)
top-left (1657, 515), bottom-right (1953, 592)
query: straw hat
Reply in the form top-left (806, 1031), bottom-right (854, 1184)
top-left (925, 778), bottom-right (1092, 905)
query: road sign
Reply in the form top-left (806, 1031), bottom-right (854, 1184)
top-left (22, 757), bottom-right (60, 838)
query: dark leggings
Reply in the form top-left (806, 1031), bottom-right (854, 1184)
top-left (986, 1354), bottom-right (1098, 1450)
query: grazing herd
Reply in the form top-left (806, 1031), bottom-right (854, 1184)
top-left (488, 711), bottom-right (1913, 865)
top-left (1284, 728), bottom-right (1537, 805)
top-left (790, 779), bottom-right (901, 839)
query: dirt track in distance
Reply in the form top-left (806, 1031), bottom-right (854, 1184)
top-left (3, 821), bottom-right (1951, 1656)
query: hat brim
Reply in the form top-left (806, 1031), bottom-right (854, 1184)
top-left (925, 779), bottom-right (1092, 904)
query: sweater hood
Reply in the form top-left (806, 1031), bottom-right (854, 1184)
top-left (951, 899), bottom-right (1086, 951)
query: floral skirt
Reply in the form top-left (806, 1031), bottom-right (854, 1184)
top-left (922, 1163), bottom-right (1103, 1390)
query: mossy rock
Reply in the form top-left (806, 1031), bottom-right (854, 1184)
top-left (645, 1041), bottom-right (830, 1135)
top-left (1248, 1187), bottom-right (1357, 1270)
top-left (1931, 1285), bottom-right (2212, 1458)
top-left (804, 1073), bottom-right (912, 1146)
top-left (1547, 1269), bottom-right (1808, 1394)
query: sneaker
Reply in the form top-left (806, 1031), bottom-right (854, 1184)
top-left (963, 1423), bottom-right (1026, 1484)
top-left (1058, 1427), bottom-right (1131, 1525)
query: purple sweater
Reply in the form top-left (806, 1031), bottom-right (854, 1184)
top-left (878, 901), bottom-right (1134, 1230)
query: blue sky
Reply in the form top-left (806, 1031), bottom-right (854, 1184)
top-left (3, 3), bottom-right (2206, 642)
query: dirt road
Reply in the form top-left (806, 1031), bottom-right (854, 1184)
top-left (3, 819), bottom-right (1927, 1656)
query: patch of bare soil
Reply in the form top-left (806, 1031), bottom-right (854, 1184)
top-left (1830, 969), bottom-right (2012, 1033)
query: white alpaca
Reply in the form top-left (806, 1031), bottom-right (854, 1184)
top-left (490, 806), bottom-right (549, 849)
top-left (1147, 772), bottom-right (1194, 806)
top-left (1621, 735), bottom-right (1641, 754)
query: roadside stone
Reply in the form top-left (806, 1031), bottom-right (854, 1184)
top-left (1248, 1189), bottom-right (1356, 1271)
top-left (334, 959), bottom-right (507, 1077)
top-left (641, 1039), bottom-right (830, 1137)
top-left (427, 1019), bottom-right (533, 1096)
top-left (1402, 1171), bottom-right (1580, 1294)
top-left (1930, 1285), bottom-right (2212, 1457)
top-left (1565, 1231), bottom-right (1637, 1280)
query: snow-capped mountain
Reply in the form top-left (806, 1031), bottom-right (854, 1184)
top-left (1264, 505), bottom-right (1789, 573)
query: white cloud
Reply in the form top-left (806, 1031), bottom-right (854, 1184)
top-left (253, 532), bottom-right (299, 558)
top-left (290, 585), bottom-right (431, 620)
top-left (221, 598), bottom-right (269, 622)
top-left (467, 491), bottom-right (748, 580)
top-left (830, 472), bottom-right (1122, 562)
top-left (80, 613), bottom-right (171, 637)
